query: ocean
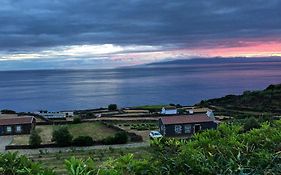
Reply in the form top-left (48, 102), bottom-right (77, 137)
top-left (0, 58), bottom-right (281, 112)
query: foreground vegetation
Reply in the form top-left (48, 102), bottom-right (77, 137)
top-left (1, 119), bottom-right (281, 174)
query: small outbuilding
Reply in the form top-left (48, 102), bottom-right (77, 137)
top-left (161, 106), bottom-right (177, 115)
top-left (159, 114), bottom-right (217, 137)
top-left (0, 116), bottom-right (36, 136)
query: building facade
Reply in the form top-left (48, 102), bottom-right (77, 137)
top-left (161, 107), bottom-right (177, 115)
top-left (159, 114), bottom-right (217, 137)
top-left (35, 111), bottom-right (66, 119)
top-left (0, 117), bottom-right (36, 136)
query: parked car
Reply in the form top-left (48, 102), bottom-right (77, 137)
top-left (149, 131), bottom-right (163, 139)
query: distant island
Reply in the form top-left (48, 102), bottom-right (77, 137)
top-left (144, 56), bottom-right (281, 67)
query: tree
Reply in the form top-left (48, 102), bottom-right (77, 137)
top-left (108, 104), bottom-right (117, 111)
top-left (1, 109), bottom-right (16, 114)
top-left (29, 130), bottom-right (42, 148)
top-left (52, 127), bottom-right (73, 146)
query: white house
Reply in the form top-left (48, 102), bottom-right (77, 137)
top-left (61, 111), bottom-right (74, 117)
top-left (35, 111), bottom-right (66, 119)
top-left (161, 107), bottom-right (177, 115)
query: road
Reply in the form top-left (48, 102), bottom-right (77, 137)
top-left (6, 142), bottom-right (150, 155)
top-left (0, 136), bottom-right (13, 151)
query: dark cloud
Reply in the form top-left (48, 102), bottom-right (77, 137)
top-left (0, 0), bottom-right (281, 52)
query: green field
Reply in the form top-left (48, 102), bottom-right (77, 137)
top-left (133, 104), bottom-right (167, 110)
top-left (12, 122), bottom-right (118, 145)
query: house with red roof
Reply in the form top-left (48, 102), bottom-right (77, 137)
top-left (0, 116), bottom-right (36, 136)
top-left (159, 114), bottom-right (217, 137)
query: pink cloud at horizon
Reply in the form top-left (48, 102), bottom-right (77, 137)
top-left (112, 40), bottom-right (281, 64)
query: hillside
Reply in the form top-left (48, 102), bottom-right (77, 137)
top-left (199, 84), bottom-right (281, 113)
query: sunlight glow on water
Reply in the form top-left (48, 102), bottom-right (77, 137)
top-left (0, 60), bottom-right (280, 111)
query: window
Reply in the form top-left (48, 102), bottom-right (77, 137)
top-left (184, 124), bottom-right (192, 133)
top-left (16, 125), bottom-right (22, 133)
top-left (6, 126), bottom-right (12, 133)
top-left (175, 125), bottom-right (182, 134)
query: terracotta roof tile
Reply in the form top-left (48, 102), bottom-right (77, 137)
top-left (160, 114), bottom-right (213, 125)
top-left (0, 117), bottom-right (35, 126)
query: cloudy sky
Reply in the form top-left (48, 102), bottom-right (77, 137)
top-left (1, 0), bottom-right (281, 70)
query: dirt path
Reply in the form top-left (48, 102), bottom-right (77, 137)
top-left (6, 142), bottom-right (150, 155)
top-left (0, 136), bottom-right (13, 151)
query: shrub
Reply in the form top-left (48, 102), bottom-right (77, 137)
top-left (102, 136), bottom-right (116, 145)
top-left (108, 104), bottom-right (117, 111)
top-left (72, 116), bottom-right (81, 124)
top-left (244, 117), bottom-right (260, 131)
top-left (72, 136), bottom-right (94, 146)
top-left (102, 132), bottom-right (128, 145)
top-left (128, 132), bottom-right (143, 142)
top-left (114, 131), bottom-right (128, 144)
top-left (29, 130), bottom-right (42, 148)
top-left (52, 126), bottom-right (73, 146)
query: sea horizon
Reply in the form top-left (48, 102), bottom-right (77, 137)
top-left (1, 57), bottom-right (280, 112)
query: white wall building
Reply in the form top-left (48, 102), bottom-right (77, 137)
top-left (61, 111), bottom-right (74, 117)
top-left (35, 111), bottom-right (66, 119)
top-left (206, 110), bottom-right (215, 120)
top-left (161, 107), bottom-right (177, 115)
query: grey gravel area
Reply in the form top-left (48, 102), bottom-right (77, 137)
top-left (6, 142), bottom-right (150, 155)
top-left (0, 136), bottom-right (13, 152)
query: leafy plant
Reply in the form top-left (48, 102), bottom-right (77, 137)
top-left (52, 126), bottom-right (73, 146)
top-left (72, 136), bottom-right (94, 146)
top-left (0, 152), bottom-right (55, 175)
top-left (29, 130), bottom-right (42, 148)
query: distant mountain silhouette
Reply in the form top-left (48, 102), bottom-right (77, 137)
top-left (144, 56), bottom-right (281, 67)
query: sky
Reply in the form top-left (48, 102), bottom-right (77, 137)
top-left (0, 0), bottom-right (281, 70)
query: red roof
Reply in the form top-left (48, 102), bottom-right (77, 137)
top-left (0, 117), bottom-right (35, 126)
top-left (160, 114), bottom-right (213, 125)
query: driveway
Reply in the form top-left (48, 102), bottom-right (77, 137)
top-left (0, 136), bottom-right (13, 152)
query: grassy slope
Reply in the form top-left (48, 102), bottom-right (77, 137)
top-left (199, 84), bottom-right (281, 113)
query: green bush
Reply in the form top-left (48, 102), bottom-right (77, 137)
top-left (114, 132), bottom-right (128, 144)
top-left (102, 132), bottom-right (128, 145)
top-left (244, 117), bottom-right (260, 131)
top-left (72, 136), bottom-right (94, 146)
top-left (108, 104), bottom-right (117, 111)
top-left (72, 116), bottom-right (81, 124)
top-left (52, 127), bottom-right (73, 147)
top-left (0, 152), bottom-right (55, 175)
top-left (128, 132), bottom-right (143, 142)
top-left (29, 130), bottom-right (42, 148)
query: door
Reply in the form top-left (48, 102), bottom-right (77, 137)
top-left (0, 127), bottom-right (3, 135)
top-left (194, 124), bottom-right (201, 133)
